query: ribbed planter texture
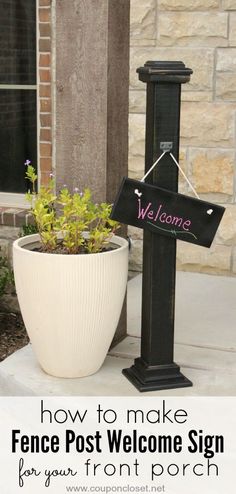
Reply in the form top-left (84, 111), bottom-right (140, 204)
top-left (13, 234), bottom-right (128, 378)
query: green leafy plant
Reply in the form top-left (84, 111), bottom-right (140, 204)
top-left (25, 163), bottom-right (120, 254)
top-left (0, 249), bottom-right (13, 297)
top-left (20, 224), bottom-right (38, 237)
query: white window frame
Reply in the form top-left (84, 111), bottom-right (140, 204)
top-left (0, 192), bottom-right (29, 208)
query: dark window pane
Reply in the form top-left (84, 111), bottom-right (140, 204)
top-left (0, 90), bottom-right (37, 193)
top-left (0, 0), bottom-right (36, 85)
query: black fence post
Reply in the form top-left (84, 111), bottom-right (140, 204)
top-left (123, 61), bottom-right (193, 391)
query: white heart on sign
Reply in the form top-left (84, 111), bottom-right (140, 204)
top-left (134, 189), bottom-right (142, 197)
top-left (207, 209), bottom-right (213, 215)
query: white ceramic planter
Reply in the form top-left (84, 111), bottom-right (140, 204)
top-left (13, 234), bottom-right (128, 378)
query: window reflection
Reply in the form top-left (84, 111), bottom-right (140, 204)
top-left (0, 1), bottom-right (37, 193)
top-left (0, 0), bottom-right (36, 85)
top-left (0, 90), bottom-right (37, 193)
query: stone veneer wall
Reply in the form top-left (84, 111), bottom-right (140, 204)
top-left (129, 0), bottom-right (236, 276)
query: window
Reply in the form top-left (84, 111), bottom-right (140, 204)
top-left (0, 0), bottom-right (37, 204)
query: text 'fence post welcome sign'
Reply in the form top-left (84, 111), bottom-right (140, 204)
top-left (112, 61), bottom-right (225, 392)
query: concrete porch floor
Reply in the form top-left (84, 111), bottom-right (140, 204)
top-left (0, 271), bottom-right (235, 396)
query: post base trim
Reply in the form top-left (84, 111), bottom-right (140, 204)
top-left (122, 359), bottom-right (193, 392)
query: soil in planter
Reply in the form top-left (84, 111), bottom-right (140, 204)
top-left (23, 239), bottom-right (119, 255)
top-left (0, 312), bottom-right (29, 362)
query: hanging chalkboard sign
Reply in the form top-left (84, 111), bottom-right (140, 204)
top-left (111, 178), bottom-right (225, 248)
